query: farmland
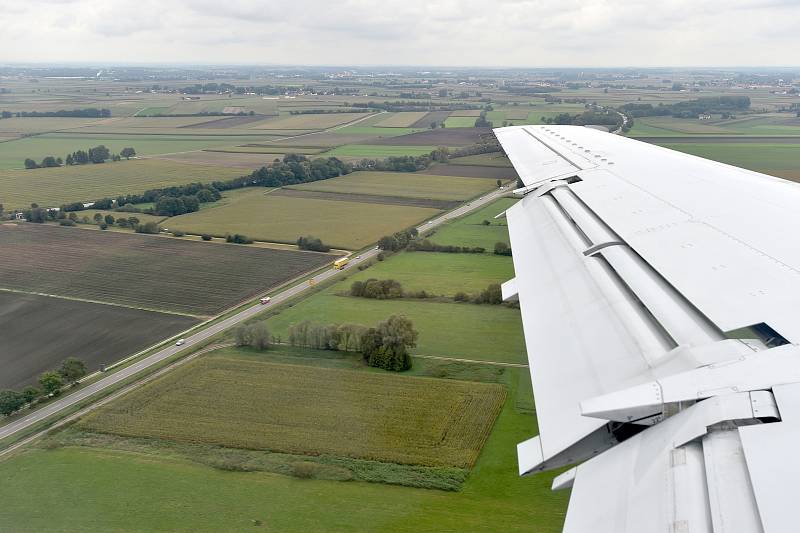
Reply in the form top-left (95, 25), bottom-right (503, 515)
top-left (80, 356), bottom-right (505, 468)
top-left (444, 116), bottom-right (478, 128)
top-left (289, 170), bottom-right (501, 201)
top-left (321, 144), bottom-right (441, 158)
top-left (166, 188), bottom-right (441, 249)
top-left (0, 224), bottom-right (332, 316)
top-left (654, 142), bottom-right (800, 177)
top-left (0, 159), bottom-right (248, 209)
top-left (252, 112), bottom-right (371, 130)
top-left (375, 112), bottom-right (429, 128)
top-left (0, 291), bottom-right (198, 390)
top-left (428, 197), bottom-right (517, 249)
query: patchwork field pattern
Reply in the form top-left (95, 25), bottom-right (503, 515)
top-left (0, 224), bottom-right (332, 316)
top-left (0, 292), bottom-right (198, 390)
top-left (80, 356), bottom-right (506, 468)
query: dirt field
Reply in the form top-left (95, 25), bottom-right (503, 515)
top-left (375, 112), bottom-right (429, 128)
top-left (0, 224), bottom-right (332, 316)
top-left (274, 188), bottom-right (458, 209)
top-left (0, 291), bottom-right (198, 390)
top-left (181, 115), bottom-right (271, 129)
top-left (366, 127), bottom-right (494, 146)
top-left (80, 356), bottom-right (506, 468)
top-left (420, 163), bottom-right (520, 180)
top-left (410, 111), bottom-right (451, 128)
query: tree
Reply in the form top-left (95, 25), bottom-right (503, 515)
top-left (24, 158), bottom-right (38, 169)
top-left (88, 145), bottom-right (110, 164)
top-left (201, 234), bottom-right (212, 241)
top-left (104, 214), bottom-right (115, 225)
top-left (494, 242), bottom-right (512, 256)
top-left (39, 372), bottom-right (64, 395)
top-left (58, 357), bottom-right (87, 383)
top-left (475, 283), bottom-right (503, 305)
top-left (430, 121), bottom-right (438, 129)
top-left (21, 386), bottom-right (39, 404)
top-left (120, 147), bottom-right (136, 159)
top-left (40, 156), bottom-right (59, 168)
top-left (65, 153), bottom-right (74, 166)
top-left (496, 179), bottom-right (502, 188)
top-left (234, 323), bottom-right (271, 350)
top-left (0, 390), bottom-right (25, 416)
top-left (135, 221), bottom-right (160, 234)
top-left (296, 235), bottom-right (329, 252)
top-left (93, 213), bottom-right (103, 223)
top-left (362, 315), bottom-right (418, 371)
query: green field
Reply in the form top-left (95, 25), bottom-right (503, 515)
top-left (167, 187), bottom-right (440, 249)
top-left (429, 198), bottom-right (517, 249)
top-left (266, 291), bottom-right (525, 364)
top-left (0, 365), bottom-right (566, 532)
top-left (0, 133), bottom-right (279, 170)
top-left (444, 116), bottom-right (477, 128)
top-left (0, 159), bottom-right (249, 208)
top-left (322, 144), bottom-right (439, 158)
top-left (80, 355), bottom-right (505, 468)
top-left (375, 112), bottom-right (429, 128)
top-left (291, 171), bottom-right (497, 201)
top-left (346, 251), bottom-right (514, 296)
top-left (656, 142), bottom-right (800, 174)
top-left (253, 112), bottom-right (369, 130)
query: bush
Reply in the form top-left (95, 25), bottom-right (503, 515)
top-left (296, 235), bottom-right (330, 252)
top-left (234, 323), bottom-right (271, 350)
top-left (494, 242), bottom-right (512, 256)
top-left (226, 233), bottom-right (253, 244)
top-left (99, 223), bottom-right (108, 230)
top-left (407, 239), bottom-right (484, 254)
top-left (474, 283), bottom-right (503, 305)
top-left (453, 292), bottom-right (470, 302)
top-left (59, 219), bottom-right (75, 226)
top-left (376, 252), bottom-right (385, 261)
top-left (350, 279), bottom-right (403, 299)
top-left (201, 234), bottom-right (212, 241)
top-left (135, 221), bottom-right (160, 234)
top-left (172, 230), bottom-right (186, 237)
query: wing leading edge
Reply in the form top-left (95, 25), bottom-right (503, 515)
top-left (497, 125), bottom-right (800, 533)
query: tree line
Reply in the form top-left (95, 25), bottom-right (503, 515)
top-left (4, 108), bottom-right (110, 118)
top-left (619, 96), bottom-right (751, 119)
top-left (0, 358), bottom-right (87, 417)
top-left (24, 145), bottom-right (135, 169)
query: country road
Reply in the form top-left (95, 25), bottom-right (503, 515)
top-left (0, 185), bottom-right (510, 447)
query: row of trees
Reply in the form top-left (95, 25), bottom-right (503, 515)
top-left (350, 279), bottom-right (403, 299)
top-left (24, 146), bottom-right (135, 169)
top-left (407, 239), bottom-right (485, 254)
top-left (454, 283), bottom-right (504, 305)
top-left (619, 96), bottom-right (751, 119)
top-left (9, 108), bottom-right (110, 118)
top-left (377, 228), bottom-right (419, 252)
top-left (296, 235), bottom-right (330, 252)
top-left (0, 358), bottom-right (87, 417)
top-left (288, 315), bottom-right (418, 371)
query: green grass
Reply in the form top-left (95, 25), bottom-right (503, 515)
top-left (79, 355), bottom-right (505, 468)
top-left (656, 142), bottom-right (800, 173)
top-left (0, 158), bottom-right (249, 209)
top-left (135, 106), bottom-right (173, 117)
top-left (444, 116), bottom-right (477, 128)
top-left (322, 145), bottom-right (439, 158)
top-left (0, 366), bottom-right (566, 532)
top-left (346, 251), bottom-right (514, 296)
top-left (291, 171), bottom-right (497, 201)
top-left (429, 198), bottom-right (518, 250)
top-left (167, 187), bottom-right (441, 249)
top-left (266, 290), bottom-right (525, 364)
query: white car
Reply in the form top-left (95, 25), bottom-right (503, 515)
top-left (175, 339), bottom-right (185, 346)
top-left (355, 255), bottom-right (361, 259)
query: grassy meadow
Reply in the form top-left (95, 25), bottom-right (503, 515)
top-left (428, 197), bottom-right (517, 250)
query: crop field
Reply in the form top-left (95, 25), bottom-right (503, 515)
top-left (252, 112), bottom-right (370, 130)
top-left (266, 290), bottom-right (526, 364)
top-left (655, 142), bottom-right (800, 175)
top-left (0, 133), bottom-right (280, 169)
top-left (375, 112), bottom-right (429, 127)
top-left (428, 197), bottom-right (517, 250)
top-left (80, 356), bottom-right (505, 468)
top-left (152, 150), bottom-right (286, 168)
top-left (449, 153), bottom-right (513, 167)
top-left (0, 224), bottom-right (332, 316)
top-left (366, 127), bottom-right (491, 146)
top-left (321, 144), bottom-right (439, 158)
top-left (346, 251), bottom-right (515, 296)
top-left (444, 116), bottom-right (478, 128)
top-left (0, 158), bottom-right (249, 208)
top-left (449, 110), bottom-right (482, 117)
top-left (271, 188), bottom-right (458, 209)
top-left (0, 366), bottom-right (567, 532)
top-left (166, 188), bottom-right (440, 249)
top-left (421, 163), bottom-right (519, 180)
top-left (290, 170), bottom-right (497, 200)
top-left (0, 117), bottom-right (105, 134)
top-left (411, 111), bottom-right (451, 127)
top-left (0, 291), bottom-right (198, 390)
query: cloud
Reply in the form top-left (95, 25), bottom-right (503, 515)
top-left (0, 0), bottom-right (798, 66)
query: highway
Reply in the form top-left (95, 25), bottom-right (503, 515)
top-left (0, 185), bottom-right (509, 446)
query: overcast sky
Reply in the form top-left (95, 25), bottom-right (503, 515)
top-left (1, 0), bottom-right (798, 67)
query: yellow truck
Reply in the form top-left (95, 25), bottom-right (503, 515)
top-left (333, 257), bottom-right (349, 270)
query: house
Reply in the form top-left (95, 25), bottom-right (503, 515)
top-left (698, 113), bottom-right (712, 120)
top-left (14, 212), bottom-right (24, 220)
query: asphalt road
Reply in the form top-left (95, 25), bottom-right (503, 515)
top-left (0, 186), bottom-right (510, 445)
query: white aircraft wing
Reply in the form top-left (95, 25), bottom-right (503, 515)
top-left (495, 125), bottom-right (800, 533)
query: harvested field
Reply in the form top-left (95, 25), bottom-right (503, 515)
top-left (366, 127), bottom-right (494, 146)
top-left (449, 110), bottom-right (482, 117)
top-left (411, 111), bottom-right (451, 128)
top-left (444, 117), bottom-right (477, 128)
top-left (274, 188), bottom-right (458, 209)
top-left (0, 158), bottom-right (250, 209)
top-left (152, 151), bottom-right (282, 169)
top-left (0, 291), bottom-right (198, 390)
top-left (0, 224), bottom-right (332, 316)
top-left (503, 109), bottom-right (531, 120)
top-left (420, 163), bottom-right (519, 180)
top-left (166, 188), bottom-right (440, 249)
top-left (80, 356), bottom-right (506, 468)
top-left (322, 145), bottom-right (439, 158)
top-left (290, 171), bottom-right (497, 201)
top-left (376, 112), bottom-right (429, 128)
top-left (449, 153), bottom-right (513, 167)
top-left (181, 115), bottom-right (270, 129)
top-left (637, 136), bottom-right (800, 144)
top-left (252, 113), bottom-right (371, 130)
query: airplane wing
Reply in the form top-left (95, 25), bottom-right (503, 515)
top-left (495, 125), bottom-right (800, 533)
